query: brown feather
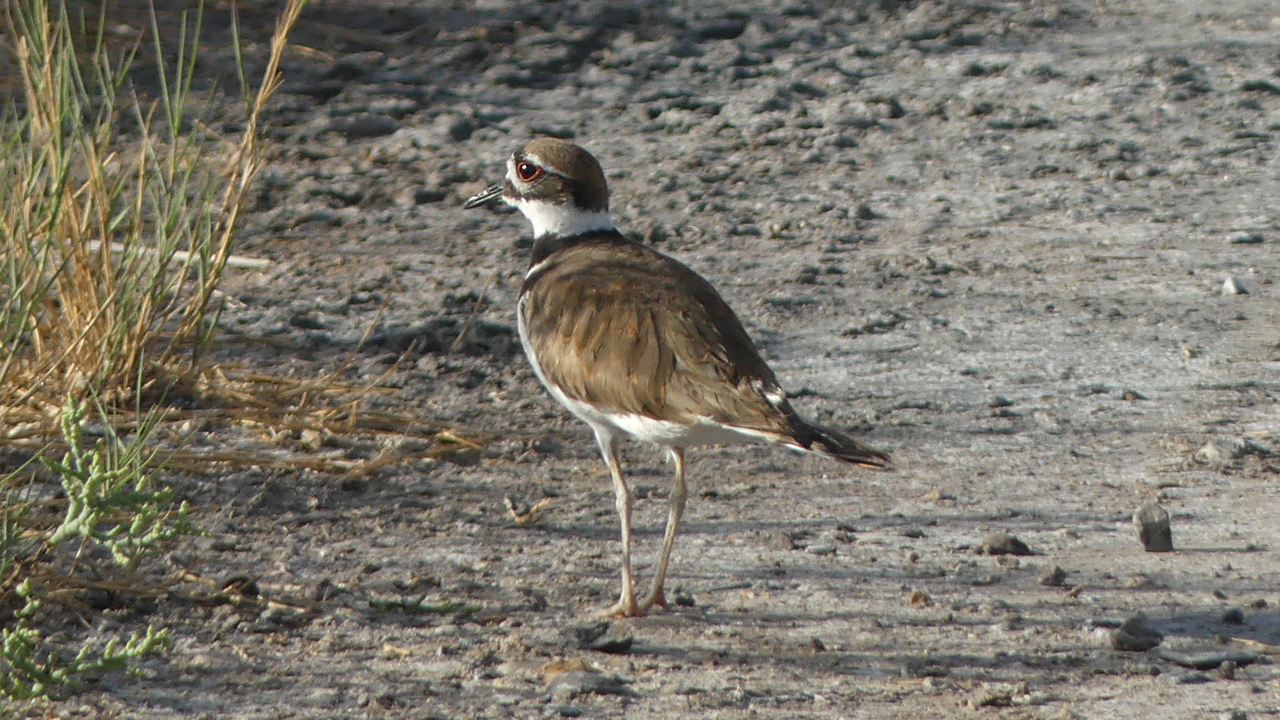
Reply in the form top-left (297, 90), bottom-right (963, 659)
top-left (523, 233), bottom-right (813, 442)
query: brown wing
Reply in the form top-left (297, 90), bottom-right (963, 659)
top-left (520, 237), bottom-right (798, 438)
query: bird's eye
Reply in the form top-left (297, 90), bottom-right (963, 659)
top-left (516, 161), bottom-right (543, 182)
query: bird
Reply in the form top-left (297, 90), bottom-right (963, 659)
top-left (464, 138), bottom-right (889, 617)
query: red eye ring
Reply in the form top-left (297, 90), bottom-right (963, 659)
top-left (516, 161), bottom-right (543, 182)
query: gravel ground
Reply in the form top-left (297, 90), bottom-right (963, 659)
top-left (23, 0), bottom-right (1280, 717)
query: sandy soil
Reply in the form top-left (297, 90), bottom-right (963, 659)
top-left (24, 0), bottom-right (1280, 717)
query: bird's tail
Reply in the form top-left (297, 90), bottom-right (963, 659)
top-left (803, 422), bottom-right (890, 468)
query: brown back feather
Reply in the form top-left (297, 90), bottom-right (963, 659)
top-left (521, 234), bottom-right (796, 437)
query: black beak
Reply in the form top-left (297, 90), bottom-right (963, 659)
top-left (462, 183), bottom-right (503, 209)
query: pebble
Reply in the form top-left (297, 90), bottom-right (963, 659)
top-left (1227, 231), bottom-right (1264, 244)
top-left (1111, 613), bottom-right (1164, 651)
top-left (1194, 441), bottom-right (1224, 466)
top-left (1156, 648), bottom-right (1258, 670)
top-left (255, 603), bottom-right (311, 630)
top-left (977, 532), bottom-right (1034, 556)
top-left (765, 530), bottom-right (800, 551)
top-left (1133, 503), bottom-right (1174, 552)
top-left (331, 113), bottom-right (399, 139)
top-left (573, 621), bottom-right (633, 654)
top-left (1165, 671), bottom-right (1213, 684)
top-left (806, 543), bottom-right (837, 556)
top-left (1220, 606), bottom-right (1245, 624)
top-left (1038, 565), bottom-right (1069, 587)
top-left (433, 114), bottom-right (475, 142)
top-left (1222, 276), bottom-right (1249, 295)
top-left (547, 671), bottom-right (633, 701)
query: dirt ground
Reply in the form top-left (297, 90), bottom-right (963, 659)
top-left (23, 0), bottom-right (1280, 717)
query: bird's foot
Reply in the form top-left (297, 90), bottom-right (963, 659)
top-left (638, 588), bottom-right (669, 614)
top-left (595, 596), bottom-right (643, 618)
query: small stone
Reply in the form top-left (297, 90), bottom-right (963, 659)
top-left (255, 603), bottom-right (310, 629)
top-left (765, 530), bottom-right (800, 551)
top-left (434, 114), bottom-right (474, 142)
top-left (332, 113), bottom-right (399, 139)
top-left (918, 489), bottom-right (957, 503)
top-left (1220, 606), bottom-right (1246, 624)
top-left (1038, 565), bottom-right (1069, 587)
top-left (547, 670), bottom-right (634, 701)
top-left (1222, 276), bottom-right (1249, 295)
top-left (1111, 613), bottom-right (1163, 651)
top-left (996, 555), bottom-right (1020, 569)
top-left (210, 535), bottom-right (241, 552)
top-left (1221, 709), bottom-right (1247, 720)
top-left (1168, 671), bottom-right (1213, 684)
top-left (1195, 441), bottom-right (1224, 466)
top-left (1218, 661), bottom-right (1238, 680)
top-left (573, 621), bottom-right (633, 654)
top-left (978, 532), bottom-right (1034, 556)
top-left (806, 543), bottom-right (838, 556)
top-left (1227, 232), bottom-right (1264, 244)
top-left (1156, 648), bottom-right (1259, 670)
top-left (1133, 504), bottom-right (1174, 552)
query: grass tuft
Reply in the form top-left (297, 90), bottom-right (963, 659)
top-left (0, 0), bottom-right (310, 700)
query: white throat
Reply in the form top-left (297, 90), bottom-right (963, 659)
top-left (511, 198), bottom-right (614, 238)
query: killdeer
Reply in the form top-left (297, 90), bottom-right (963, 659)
top-left (465, 138), bottom-right (889, 617)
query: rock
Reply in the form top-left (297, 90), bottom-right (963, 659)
top-left (764, 530), bottom-right (800, 551)
top-left (1194, 441), bottom-right (1225, 466)
top-left (573, 621), bottom-right (633, 654)
top-left (1156, 648), bottom-right (1258, 670)
top-left (1133, 504), bottom-right (1174, 552)
top-left (1227, 231), bottom-right (1264, 244)
top-left (1219, 606), bottom-right (1245, 624)
top-left (978, 532), bottom-right (1034, 556)
top-left (1166, 671), bottom-right (1213, 684)
top-left (1111, 613), bottom-right (1163, 651)
top-left (1222, 276), bottom-right (1249, 295)
top-left (331, 113), bottom-right (399, 139)
top-left (254, 603), bottom-right (311, 630)
top-left (432, 114), bottom-right (475, 142)
top-left (547, 671), bottom-right (634, 701)
top-left (1038, 565), bottom-right (1068, 587)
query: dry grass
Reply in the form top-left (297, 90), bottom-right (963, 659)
top-left (0, 0), bottom-right (483, 475)
top-left (0, 0), bottom-right (301, 415)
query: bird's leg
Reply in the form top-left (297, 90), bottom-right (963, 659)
top-left (641, 447), bottom-right (687, 613)
top-left (599, 437), bottom-right (640, 617)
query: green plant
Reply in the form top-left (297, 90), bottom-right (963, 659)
top-left (42, 396), bottom-right (189, 567)
top-left (0, 0), bottom-right (310, 701)
top-left (1, 579), bottom-right (169, 700)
